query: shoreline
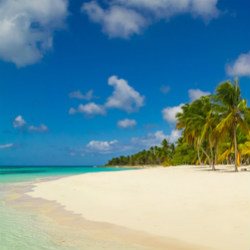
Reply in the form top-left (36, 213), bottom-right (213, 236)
top-left (4, 177), bottom-right (201, 250)
top-left (107, 164), bottom-right (250, 170)
top-left (7, 165), bottom-right (250, 249)
top-left (107, 165), bottom-right (166, 169)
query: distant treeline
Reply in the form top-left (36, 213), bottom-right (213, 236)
top-left (106, 138), bottom-right (196, 166)
top-left (107, 80), bottom-right (250, 171)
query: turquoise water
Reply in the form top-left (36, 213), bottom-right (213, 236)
top-left (0, 165), bottom-right (122, 183)
top-left (0, 166), bottom-right (135, 250)
top-left (0, 201), bottom-right (73, 250)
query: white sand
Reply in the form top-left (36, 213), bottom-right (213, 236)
top-left (28, 166), bottom-right (250, 250)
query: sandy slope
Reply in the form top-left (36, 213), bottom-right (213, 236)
top-left (28, 166), bottom-right (250, 250)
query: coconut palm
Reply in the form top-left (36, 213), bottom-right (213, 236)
top-left (214, 80), bottom-right (249, 171)
top-left (176, 96), bottom-right (218, 169)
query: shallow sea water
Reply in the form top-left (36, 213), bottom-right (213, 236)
top-left (0, 166), bottom-right (149, 250)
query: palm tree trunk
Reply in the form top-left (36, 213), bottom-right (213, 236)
top-left (233, 125), bottom-right (238, 172)
top-left (200, 147), bottom-right (211, 168)
top-left (209, 138), bottom-right (215, 171)
top-left (197, 147), bottom-right (202, 166)
top-left (214, 143), bottom-right (218, 166)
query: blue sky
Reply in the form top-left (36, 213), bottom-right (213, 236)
top-left (1, 0), bottom-right (250, 165)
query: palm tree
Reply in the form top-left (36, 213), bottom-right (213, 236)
top-left (176, 96), bottom-right (218, 169)
top-left (214, 80), bottom-right (249, 171)
top-left (176, 103), bottom-right (203, 164)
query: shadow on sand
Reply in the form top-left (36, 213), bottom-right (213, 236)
top-left (192, 165), bottom-right (250, 173)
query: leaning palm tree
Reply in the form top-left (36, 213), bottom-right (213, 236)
top-left (214, 79), bottom-right (249, 171)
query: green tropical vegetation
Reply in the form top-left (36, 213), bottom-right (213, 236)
top-left (107, 80), bottom-right (250, 171)
top-left (107, 139), bottom-right (175, 166)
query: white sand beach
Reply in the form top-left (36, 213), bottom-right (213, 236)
top-left (27, 166), bottom-right (250, 250)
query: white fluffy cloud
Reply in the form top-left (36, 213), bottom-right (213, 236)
top-left (69, 90), bottom-right (94, 100)
top-left (0, 143), bottom-right (14, 149)
top-left (83, 132), bottom-right (165, 155)
top-left (13, 115), bottom-right (48, 133)
top-left (188, 89), bottom-right (210, 101)
top-left (69, 102), bottom-right (106, 116)
top-left (72, 129), bottom-right (180, 156)
top-left (162, 103), bottom-right (184, 123)
top-left (82, 0), bottom-right (220, 38)
top-left (118, 119), bottom-right (137, 128)
top-left (162, 89), bottom-right (210, 125)
top-left (28, 124), bottom-right (48, 133)
top-left (131, 130), bottom-right (166, 148)
top-left (70, 75), bottom-right (144, 116)
top-left (82, 2), bottom-right (147, 38)
top-left (106, 75), bottom-right (145, 112)
top-left (117, 0), bottom-right (219, 17)
top-left (13, 115), bottom-right (26, 128)
top-left (168, 129), bottom-right (181, 143)
top-left (131, 129), bottom-right (180, 148)
top-left (86, 140), bottom-right (118, 153)
top-left (226, 52), bottom-right (250, 77)
top-left (0, 0), bottom-right (68, 66)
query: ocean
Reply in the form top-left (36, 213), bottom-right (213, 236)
top-left (0, 165), bottom-right (123, 183)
